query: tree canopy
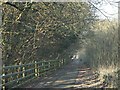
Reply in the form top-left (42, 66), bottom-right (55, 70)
top-left (2, 2), bottom-right (95, 65)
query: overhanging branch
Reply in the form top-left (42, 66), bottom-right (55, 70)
top-left (4, 2), bottom-right (24, 11)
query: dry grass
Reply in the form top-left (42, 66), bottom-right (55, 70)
top-left (85, 24), bottom-right (118, 88)
top-left (96, 64), bottom-right (118, 88)
top-left (98, 65), bottom-right (118, 77)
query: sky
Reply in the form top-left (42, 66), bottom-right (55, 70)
top-left (92, 0), bottom-right (119, 20)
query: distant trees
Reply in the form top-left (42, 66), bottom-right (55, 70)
top-left (2, 2), bottom-right (94, 65)
top-left (86, 19), bottom-right (118, 68)
top-left (85, 19), bottom-right (118, 87)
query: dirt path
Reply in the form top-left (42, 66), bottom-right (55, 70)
top-left (25, 59), bottom-right (107, 88)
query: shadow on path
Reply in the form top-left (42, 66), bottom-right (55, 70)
top-left (25, 59), bottom-right (107, 88)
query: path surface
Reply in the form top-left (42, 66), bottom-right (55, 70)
top-left (25, 59), bottom-right (107, 88)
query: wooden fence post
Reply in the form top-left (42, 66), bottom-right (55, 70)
top-left (37, 63), bottom-right (40, 77)
top-left (62, 59), bottom-right (64, 65)
top-left (34, 61), bottom-right (37, 77)
top-left (118, 70), bottom-right (120, 89)
top-left (17, 62), bottom-right (22, 84)
top-left (22, 66), bottom-right (25, 78)
top-left (58, 60), bottom-right (60, 67)
top-left (48, 61), bottom-right (50, 69)
top-left (2, 65), bottom-right (5, 90)
top-left (55, 60), bottom-right (57, 70)
top-left (41, 61), bottom-right (45, 77)
top-left (63, 59), bottom-right (65, 65)
top-left (57, 60), bottom-right (59, 69)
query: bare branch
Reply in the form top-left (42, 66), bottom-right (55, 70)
top-left (4, 2), bottom-right (24, 11)
top-left (88, 1), bottom-right (110, 22)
